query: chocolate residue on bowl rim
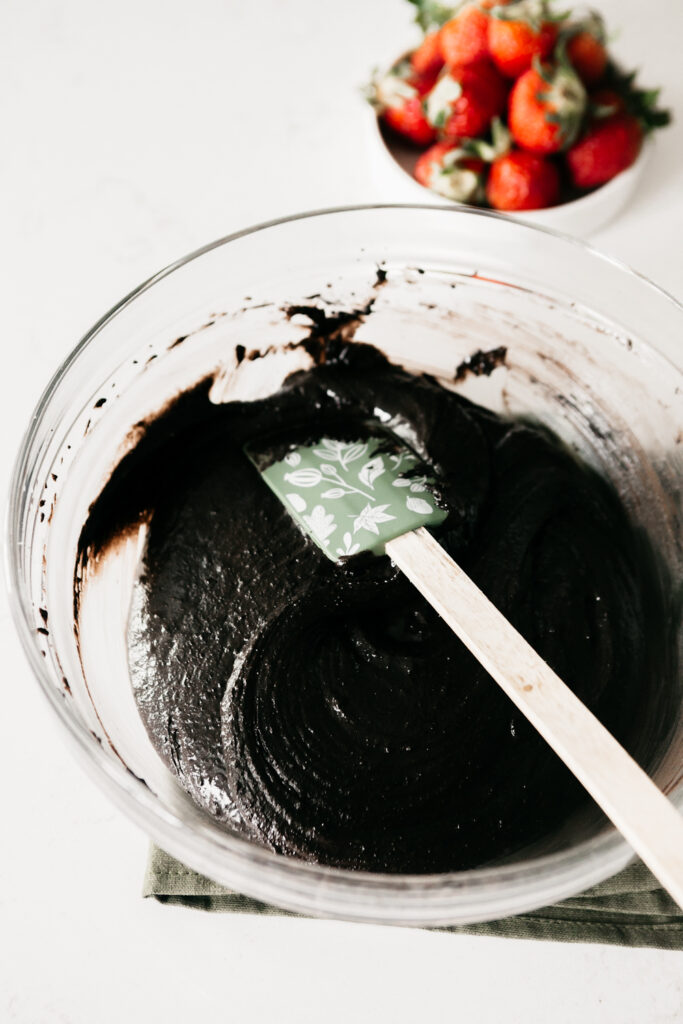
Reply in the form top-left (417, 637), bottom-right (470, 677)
top-left (454, 346), bottom-right (508, 383)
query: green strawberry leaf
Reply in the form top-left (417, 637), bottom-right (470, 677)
top-left (407, 0), bottom-right (455, 32)
top-left (603, 62), bottom-right (672, 133)
top-left (491, 0), bottom-right (568, 32)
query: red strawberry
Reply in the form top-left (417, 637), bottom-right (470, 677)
top-left (412, 66), bottom-right (441, 97)
top-left (411, 30), bottom-right (445, 78)
top-left (566, 114), bottom-right (642, 188)
top-left (488, 1), bottom-right (558, 78)
top-left (383, 97), bottom-right (436, 145)
top-left (425, 61), bottom-right (508, 143)
top-left (508, 63), bottom-right (586, 154)
top-left (567, 30), bottom-right (607, 86)
top-left (486, 149), bottom-right (560, 209)
top-left (415, 141), bottom-right (455, 186)
top-left (589, 88), bottom-right (626, 118)
top-left (414, 141), bottom-right (486, 201)
top-left (440, 5), bottom-right (490, 68)
top-left (373, 65), bottom-right (437, 146)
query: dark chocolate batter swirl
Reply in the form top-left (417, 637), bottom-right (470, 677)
top-left (79, 340), bottom-right (676, 873)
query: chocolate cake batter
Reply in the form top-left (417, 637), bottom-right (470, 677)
top-left (78, 340), bottom-right (676, 874)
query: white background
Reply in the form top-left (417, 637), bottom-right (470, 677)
top-left (1, 0), bottom-right (682, 1020)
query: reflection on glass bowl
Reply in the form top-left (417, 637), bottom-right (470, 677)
top-left (7, 205), bottom-right (682, 925)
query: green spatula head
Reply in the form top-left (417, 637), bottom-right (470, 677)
top-left (246, 434), bottom-right (447, 562)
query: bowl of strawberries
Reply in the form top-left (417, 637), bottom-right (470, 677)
top-left (366, 0), bottom-right (670, 234)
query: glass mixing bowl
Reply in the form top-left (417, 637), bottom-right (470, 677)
top-left (7, 205), bottom-right (682, 926)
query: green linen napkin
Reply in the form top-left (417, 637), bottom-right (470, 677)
top-left (144, 847), bottom-right (683, 950)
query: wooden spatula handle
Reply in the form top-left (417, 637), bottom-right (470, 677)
top-left (386, 527), bottom-right (683, 909)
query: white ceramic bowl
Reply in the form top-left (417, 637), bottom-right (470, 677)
top-left (365, 103), bottom-right (651, 237)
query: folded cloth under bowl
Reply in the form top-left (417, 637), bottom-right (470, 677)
top-left (144, 848), bottom-right (683, 950)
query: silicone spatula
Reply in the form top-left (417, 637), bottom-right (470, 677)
top-left (247, 432), bottom-right (683, 908)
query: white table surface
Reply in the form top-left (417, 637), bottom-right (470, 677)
top-left (1, 0), bottom-right (682, 1020)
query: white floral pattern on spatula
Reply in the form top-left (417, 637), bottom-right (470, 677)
top-left (392, 474), bottom-right (429, 493)
top-left (351, 503), bottom-right (396, 535)
top-left (303, 505), bottom-right (337, 547)
top-left (285, 467), bottom-right (325, 488)
top-left (358, 455), bottom-right (385, 490)
top-left (389, 450), bottom-right (418, 472)
top-left (286, 492), bottom-right (307, 513)
top-left (315, 463), bottom-right (374, 501)
top-left (406, 496), bottom-right (434, 515)
top-left (336, 531), bottom-right (361, 557)
top-left (313, 438), bottom-right (368, 471)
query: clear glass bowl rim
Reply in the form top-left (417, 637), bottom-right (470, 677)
top-left (6, 203), bottom-right (683, 925)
